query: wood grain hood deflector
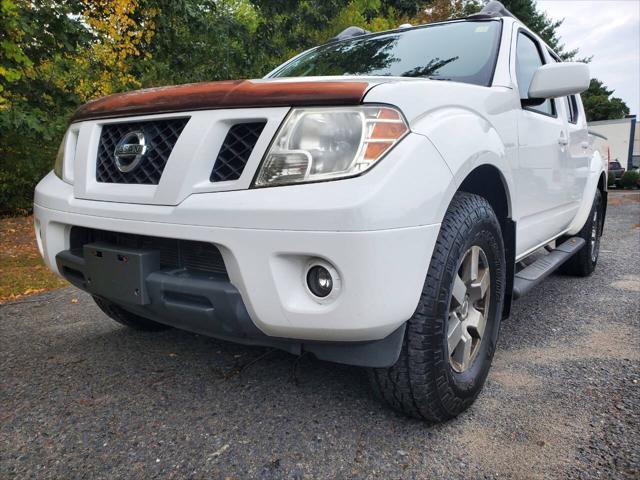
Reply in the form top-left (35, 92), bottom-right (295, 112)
top-left (71, 80), bottom-right (371, 122)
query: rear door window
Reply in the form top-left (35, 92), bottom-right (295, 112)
top-left (565, 95), bottom-right (579, 124)
top-left (548, 50), bottom-right (580, 124)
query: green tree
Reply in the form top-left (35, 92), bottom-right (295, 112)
top-left (581, 79), bottom-right (630, 122)
top-left (405, 1), bottom-right (576, 58)
top-left (0, 0), bottom-right (32, 100)
top-left (68, 0), bottom-right (158, 101)
top-left (0, 0), bottom-right (631, 216)
top-left (497, 0), bottom-right (576, 59)
top-left (0, 0), bottom-right (89, 215)
top-left (380, 0), bottom-right (427, 17)
top-left (136, 0), bottom-right (264, 86)
top-left (249, 0), bottom-right (400, 70)
top-left (405, 0), bottom-right (479, 24)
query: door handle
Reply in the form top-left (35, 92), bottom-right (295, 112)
top-left (558, 133), bottom-right (568, 146)
top-left (580, 141), bottom-right (589, 150)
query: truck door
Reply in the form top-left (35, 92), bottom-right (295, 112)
top-left (513, 30), bottom-right (576, 255)
top-left (548, 50), bottom-right (591, 212)
top-left (562, 94), bottom-right (590, 207)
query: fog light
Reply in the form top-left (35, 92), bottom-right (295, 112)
top-left (306, 265), bottom-right (333, 298)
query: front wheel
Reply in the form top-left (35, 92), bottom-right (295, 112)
top-left (369, 192), bottom-right (506, 422)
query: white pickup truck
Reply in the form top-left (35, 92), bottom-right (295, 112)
top-left (34, 1), bottom-right (606, 421)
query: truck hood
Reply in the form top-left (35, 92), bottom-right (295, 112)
top-left (70, 77), bottom-right (392, 123)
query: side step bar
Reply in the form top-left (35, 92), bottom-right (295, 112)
top-left (512, 237), bottom-right (585, 300)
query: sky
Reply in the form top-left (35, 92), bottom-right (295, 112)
top-left (537, 0), bottom-right (640, 116)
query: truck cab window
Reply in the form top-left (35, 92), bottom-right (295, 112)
top-left (565, 95), bottom-right (579, 123)
top-left (548, 50), bottom-right (579, 124)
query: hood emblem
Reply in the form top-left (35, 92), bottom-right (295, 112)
top-left (114, 130), bottom-right (147, 173)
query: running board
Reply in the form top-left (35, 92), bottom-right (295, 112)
top-left (512, 237), bottom-right (585, 300)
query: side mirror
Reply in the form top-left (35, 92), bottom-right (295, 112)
top-left (528, 62), bottom-right (590, 100)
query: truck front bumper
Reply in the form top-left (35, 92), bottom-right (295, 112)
top-left (34, 198), bottom-right (440, 344)
top-left (54, 242), bottom-right (409, 367)
top-left (33, 133), bottom-right (451, 365)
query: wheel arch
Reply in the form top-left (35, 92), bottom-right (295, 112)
top-left (410, 105), bottom-right (517, 225)
top-left (456, 164), bottom-right (516, 319)
top-left (458, 164), bottom-right (512, 225)
top-left (597, 170), bottom-right (608, 229)
top-left (567, 151), bottom-right (608, 235)
top-left (598, 170), bottom-right (607, 192)
top-left (408, 105), bottom-right (518, 318)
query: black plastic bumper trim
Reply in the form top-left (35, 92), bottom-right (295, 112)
top-left (55, 248), bottom-right (405, 368)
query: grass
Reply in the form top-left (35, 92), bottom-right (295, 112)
top-left (0, 216), bottom-right (67, 303)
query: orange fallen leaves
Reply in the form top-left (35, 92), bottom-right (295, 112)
top-left (1, 215), bottom-right (68, 303)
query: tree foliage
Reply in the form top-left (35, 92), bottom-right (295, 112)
top-left (1, 0), bottom-right (89, 215)
top-left (135, 0), bottom-right (264, 86)
top-left (407, 0), bottom-right (479, 23)
top-left (0, 0), bottom-right (632, 216)
top-left (497, 0), bottom-right (576, 59)
top-left (581, 79), bottom-right (630, 122)
top-left (70, 0), bottom-right (158, 101)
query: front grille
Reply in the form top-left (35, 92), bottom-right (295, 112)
top-left (210, 122), bottom-right (266, 182)
top-left (96, 118), bottom-right (189, 185)
top-left (70, 227), bottom-right (227, 278)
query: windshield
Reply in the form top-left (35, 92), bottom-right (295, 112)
top-left (271, 20), bottom-right (502, 86)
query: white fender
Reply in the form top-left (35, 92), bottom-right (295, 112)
top-left (364, 80), bottom-right (519, 225)
top-left (412, 107), bottom-right (516, 223)
top-left (566, 150), bottom-right (606, 235)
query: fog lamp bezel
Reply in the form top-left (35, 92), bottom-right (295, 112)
top-left (303, 259), bottom-right (342, 303)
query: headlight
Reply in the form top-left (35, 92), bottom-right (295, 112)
top-left (253, 106), bottom-right (408, 187)
top-left (53, 132), bottom-right (66, 180)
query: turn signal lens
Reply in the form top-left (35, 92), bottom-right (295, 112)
top-left (54, 133), bottom-right (66, 180)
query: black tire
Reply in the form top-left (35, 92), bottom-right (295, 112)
top-left (93, 296), bottom-right (171, 331)
top-left (368, 192), bottom-right (506, 422)
top-left (559, 189), bottom-right (603, 277)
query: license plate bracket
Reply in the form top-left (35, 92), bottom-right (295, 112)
top-left (83, 242), bottom-right (160, 305)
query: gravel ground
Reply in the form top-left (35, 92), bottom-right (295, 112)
top-left (1, 192), bottom-right (638, 480)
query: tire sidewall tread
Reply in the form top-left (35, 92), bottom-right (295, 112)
top-left (370, 192), bottom-right (506, 422)
top-left (559, 189), bottom-right (603, 277)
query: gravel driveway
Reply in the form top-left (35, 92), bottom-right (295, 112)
top-left (1, 192), bottom-right (638, 480)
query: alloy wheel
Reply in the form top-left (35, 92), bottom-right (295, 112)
top-left (447, 246), bottom-right (491, 373)
top-left (590, 208), bottom-right (600, 263)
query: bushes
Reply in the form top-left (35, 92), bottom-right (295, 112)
top-left (0, 153), bottom-right (55, 217)
top-left (607, 170), bottom-right (616, 187)
top-left (0, 128), bottom-right (60, 217)
top-left (620, 170), bottom-right (639, 189)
